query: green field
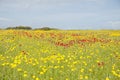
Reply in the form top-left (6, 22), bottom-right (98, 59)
top-left (0, 30), bottom-right (120, 80)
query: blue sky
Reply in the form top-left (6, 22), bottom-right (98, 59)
top-left (0, 0), bottom-right (120, 29)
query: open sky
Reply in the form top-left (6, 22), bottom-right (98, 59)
top-left (0, 0), bottom-right (120, 29)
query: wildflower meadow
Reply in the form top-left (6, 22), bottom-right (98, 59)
top-left (0, 30), bottom-right (120, 80)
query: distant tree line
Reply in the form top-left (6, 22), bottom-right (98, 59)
top-left (34, 27), bottom-right (59, 30)
top-left (6, 26), bottom-right (32, 30)
top-left (0, 25), bottom-right (60, 30)
top-left (0, 26), bottom-right (59, 30)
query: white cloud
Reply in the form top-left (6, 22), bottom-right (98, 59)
top-left (0, 17), bottom-right (12, 21)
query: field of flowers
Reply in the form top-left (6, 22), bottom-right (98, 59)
top-left (0, 30), bottom-right (120, 80)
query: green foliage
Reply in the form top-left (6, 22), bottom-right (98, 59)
top-left (5, 26), bottom-right (59, 30)
top-left (34, 27), bottom-right (59, 30)
top-left (6, 26), bottom-right (32, 30)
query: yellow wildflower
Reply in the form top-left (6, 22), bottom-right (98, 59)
top-left (80, 69), bottom-right (84, 73)
top-left (17, 68), bottom-right (22, 72)
top-left (35, 77), bottom-right (39, 80)
top-left (80, 75), bottom-right (83, 79)
top-left (40, 72), bottom-right (44, 75)
top-left (106, 77), bottom-right (109, 80)
top-left (66, 78), bottom-right (69, 80)
top-left (23, 73), bottom-right (27, 77)
top-left (32, 75), bottom-right (36, 79)
top-left (85, 76), bottom-right (88, 79)
top-left (11, 63), bottom-right (17, 68)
